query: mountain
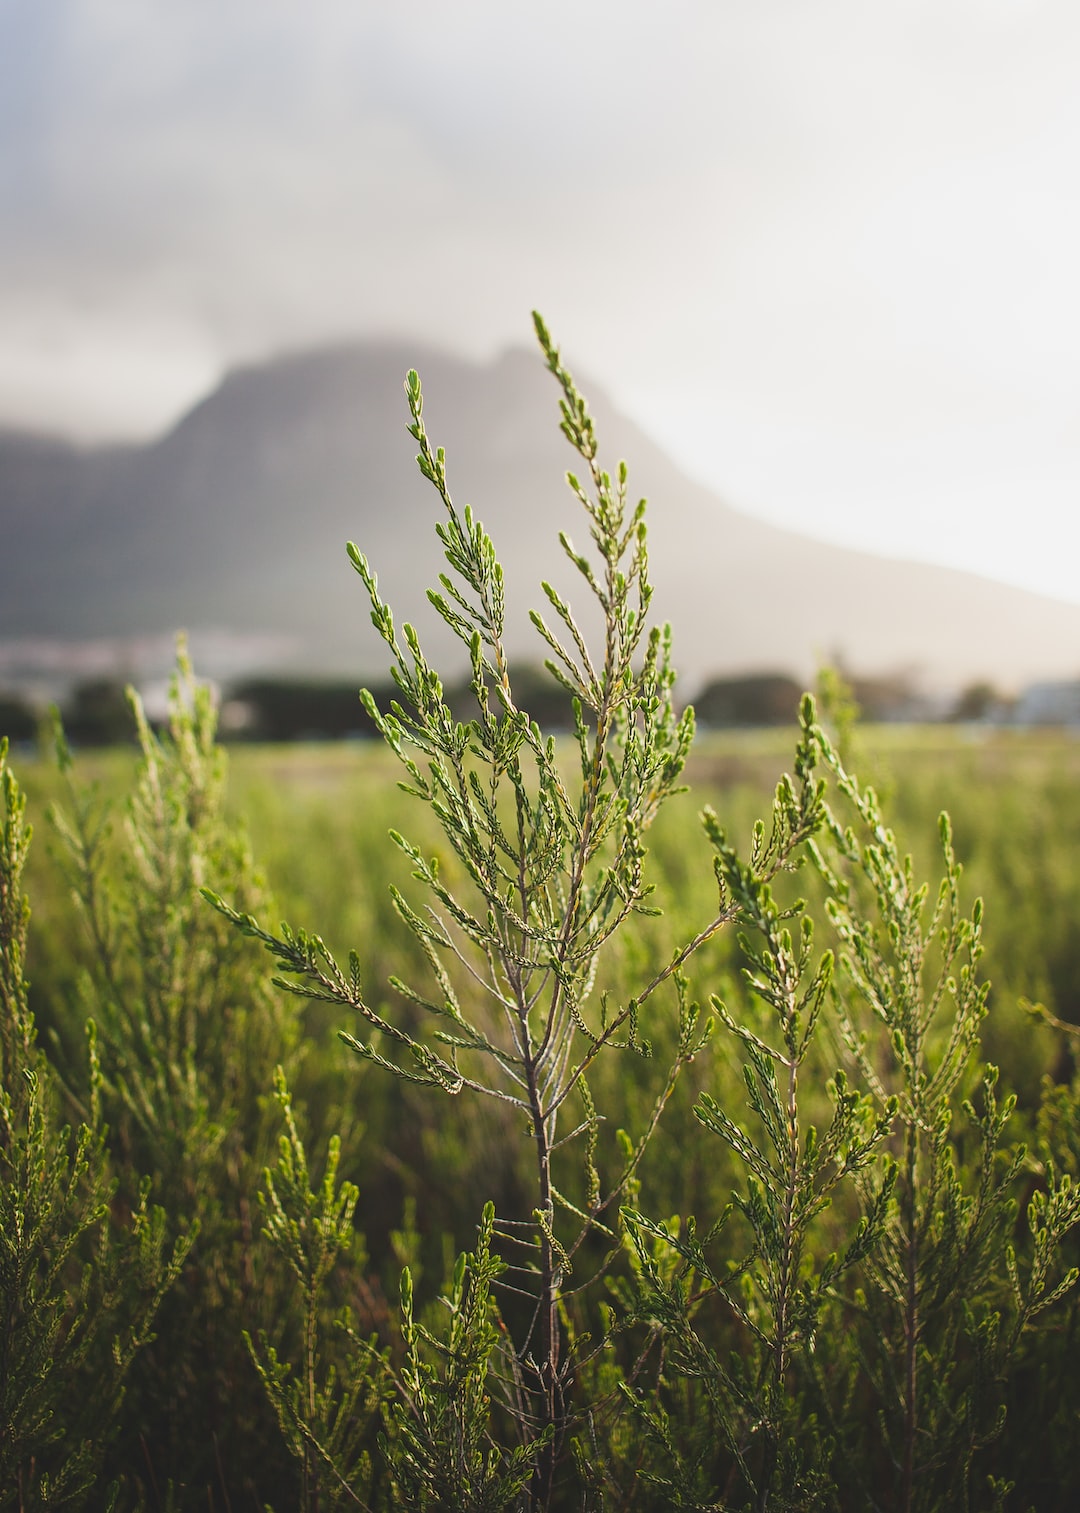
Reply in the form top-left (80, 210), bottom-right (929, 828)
top-left (2, 341), bottom-right (1079, 697)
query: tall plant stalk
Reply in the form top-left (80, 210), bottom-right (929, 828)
top-left (210, 314), bottom-right (737, 1505)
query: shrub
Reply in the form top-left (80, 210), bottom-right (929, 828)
top-left (46, 650), bottom-right (302, 1502)
top-left (0, 737), bottom-right (189, 1509)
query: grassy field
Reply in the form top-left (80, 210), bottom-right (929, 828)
top-left (17, 718), bottom-right (1079, 1122)
top-left (9, 716), bottom-right (1080, 1508)
top-left (263, 722), bottom-right (1078, 1088)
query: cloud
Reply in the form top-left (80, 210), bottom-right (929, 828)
top-left (3, 1), bottom-right (1080, 598)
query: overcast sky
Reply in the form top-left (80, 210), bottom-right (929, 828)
top-left (3, 0), bottom-right (1080, 602)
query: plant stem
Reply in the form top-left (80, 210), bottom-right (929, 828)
top-left (524, 1040), bottom-right (560, 1511)
top-left (901, 1123), bottom-right (919, 1513)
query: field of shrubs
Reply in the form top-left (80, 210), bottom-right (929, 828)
top-left (5, 331), bottom-right (1080, 1509)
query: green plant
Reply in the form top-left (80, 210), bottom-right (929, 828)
top-left (809, 738), bottom-right (1080, 1511)
top-left (245, 1067), bottom-right (387, 1511)
top-left (46, 646), bottom-right (300, 1502)
top-left (0, 737), bottom-right (189, 1510)
top-left (386, 1201), bottom-right (543, 1512)
top-left (209, 314), bottom-right (739, 1507)
top-left (617, 726), bottom-right (1080, 1511)
top-left (618, 711), bottom-right (892, 1511)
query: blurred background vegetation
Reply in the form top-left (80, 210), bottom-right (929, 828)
top-left (17, 719), bottom-right (1079, 1211)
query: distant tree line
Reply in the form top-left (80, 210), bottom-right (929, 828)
top-left (223, 663), bottom-right (588, 742)
top-left (0, 679), bottom-right (137, 748)
top-left (0, 666), bottom-right (1037, 747)
top-left (0, 693), bottom-right (37, 744)
top-left (0, 663), bottom-right (590, 747)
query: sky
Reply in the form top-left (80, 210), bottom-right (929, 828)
top-left (3, 0), bottom-right (1080, 603)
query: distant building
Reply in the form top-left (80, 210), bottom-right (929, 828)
top-left (1013, 680), bottom-right (1080, 726)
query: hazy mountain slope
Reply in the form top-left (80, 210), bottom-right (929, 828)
top-left (0, 432), bottom-right (136, 628)
top-left (2, 342), bottom-right (1078, 694)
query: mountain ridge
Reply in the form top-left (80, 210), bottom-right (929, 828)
top-left (2, 338), bottom-right (1078, 697)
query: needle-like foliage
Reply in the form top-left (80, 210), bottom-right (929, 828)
top-left (807, 730), bottom-right (1080, 1512)
top-left (245, 1067), bottom-right (386, 1511)
top-left (209, 314), bottom-right (735, 1505)
top-left (47, 643), bottom-right (297, 1499)
top-left (0, 738), bottom-right (189, 1510)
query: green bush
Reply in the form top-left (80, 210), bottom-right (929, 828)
top-left (1, 738), bottom-right (189, 1509)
